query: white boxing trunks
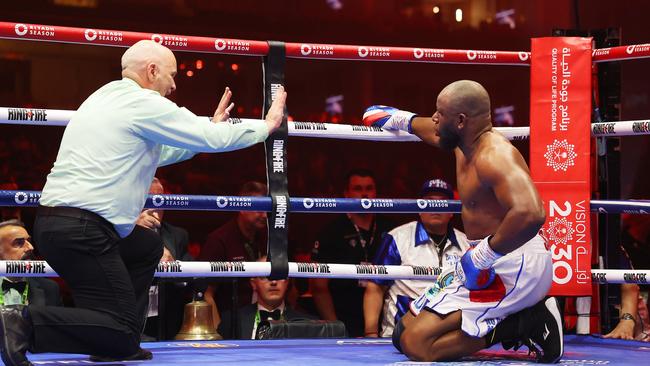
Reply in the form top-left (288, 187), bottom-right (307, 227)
top-left (409, 234), bottom-right (552, 338)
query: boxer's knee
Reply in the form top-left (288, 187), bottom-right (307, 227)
top-left (401, 326), bottom-right (427, 361)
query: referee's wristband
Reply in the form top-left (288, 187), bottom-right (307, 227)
top-left (620, 312), bottom-right (636, 324)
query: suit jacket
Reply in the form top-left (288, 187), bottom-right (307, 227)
top-left (159, 221), bottom-right (192, 261)
top-left (218, 303), bottom-right (316, 340)
top-left (27, 278), bottom-right (62, 306)
top-left (143, 221), bottom-right (192, 340)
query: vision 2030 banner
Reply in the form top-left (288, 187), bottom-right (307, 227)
top-left (530, 37), bottom-right (592, 296)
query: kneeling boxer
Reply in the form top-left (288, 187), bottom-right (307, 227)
top-left (364, 80), bottom-right (563, 363)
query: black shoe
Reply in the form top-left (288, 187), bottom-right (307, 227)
top-left (89, 347), bottom-right (153, 362)
top-left (519, 297), bottom-right (564, 363)
top-left (0, 305), bottom-right (33, 366)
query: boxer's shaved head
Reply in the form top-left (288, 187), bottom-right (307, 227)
top-left (438, 80), bottom-right (491, 118)
top-left (433, 80), bottom-right (492, 150)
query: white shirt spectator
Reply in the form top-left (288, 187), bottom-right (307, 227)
top-left (371, 221), bottom-right (469, 337)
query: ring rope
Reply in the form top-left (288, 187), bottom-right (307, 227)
top-left (3, 107), bottom-right (650, 140)
top-left (593, 44), bottom-right (650, 63)
top-left (4, 22), bottom-right (650, 65)
top-left (0, 260), bottom-right (646, 284)
top-left (0, 21), bottom-right (529, 65)
top-left (1, 191), bottom-right (649, 214)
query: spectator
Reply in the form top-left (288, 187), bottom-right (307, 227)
top-left (603, 282), bottom-right (646, 341)
top-left (138, 178), bottom-right (193, 340)
top-left (310, 168), bottom-right (395, 337)
top-left (218, 256), bottom-right (315, 339)
top-left (200, 181), bottom-right (268, 333)
top-left (363, 179), bottom-right (468, 337)
top-left (602, 243), bottom-right (649, 341)
top-left (0, 220), bottom-right (61, 307)
top-left (137, 178), bottom-right (193, 262)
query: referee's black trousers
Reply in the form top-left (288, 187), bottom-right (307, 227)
top-left (29, 207), bottom-right (163, 357)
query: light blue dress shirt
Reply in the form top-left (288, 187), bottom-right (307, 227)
top-left (40, 78), bottom-right (269, 237)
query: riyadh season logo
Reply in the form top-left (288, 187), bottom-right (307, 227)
top-left (151, 195), bottom-right (164, 207)
top-left (301, 198), bottom-right (336, 209)
top-left (358, 46), bottom-right (369, 58)
top-left (417, 199), bottom-right (428, 209)
top-left (215, 39), bottom-right (227, 51)
top-left (359, 199), bottom-right (393, 210)
top-left (216, 196), bottom-right (229, 208)
top-left (544, 139), bottom-right (578, 172)
top-left (12, 191), bottom-right (39, 205)
top-left (14, 192), bottom-right (28, 205)
top-left (14, 24), bottom-right (28, 36)
top-left (303, 198), bottom-right (314, 209)
top-left (626, 44), bottom-right (650, 55)
top-left (413, 48), bottom-right (424, 59)
top-left (466, 50), bottom-right (477, 60)
top-left (151, 34), bottom-right (163, 44)
top-left (518, 52), bottom-right (530, 61)
top-left (84, 29), bottom-right (97, 41)
top-left (547, 217), bottom-right (574, 245)
top-left (301, 44), bottom-right (312, 56)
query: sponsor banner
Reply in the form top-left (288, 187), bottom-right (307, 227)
top-left (3, 190), bottom-right (41, 206)
top-left (148, 194), bottom-right (268, 211)
top-left (530, 37), bottom-right (592, 296)
top-left (209, 261), bottom-right (246, 273)
top-left (1, 260), bottom-right (56, 277)
top-left (590, 200), bottom-right (650, 214)
top-left (591, 270), bottom-right (650, 284)
top-left (296, 262), bottom-right (332, 274)
top-left (147, 194), bottom-right (272, 211)
top-left (631, 120), bottom-right (650, 134)
top-left (0, 108), bottom-right (70, 127)
top-left (157, 261), bottom-right (183, 273)
top-left (0, 22), bottom-right (269, 55)
top-left (289, 263), bottom-right (441, 280)
top-left (411, 266), bottom-right (443, 276)
top-left (154, 261), bottom-right (269, 278)
top-left (623, 272), bottom-right (648, 283)
top-left (285, 43), bottom-right (530, 65)
top-left (593, 43), bottom-right (650, 62)
top-left (4, 108), bottom-right (48, 122)
top-left (301, 198), bottom-right (337, 210)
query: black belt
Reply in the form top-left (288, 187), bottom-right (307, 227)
top-left (37, 205), bottom-right (112, 228)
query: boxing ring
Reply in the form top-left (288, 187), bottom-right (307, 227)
top-left (19, 337), bottom-right (650, 365)
top-left (2, 21), bottom-right (650, 365)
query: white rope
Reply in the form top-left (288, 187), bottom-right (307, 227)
top-left (4, 107), bottom-right (650, 140)
top-left (3, 107), bottom-right (650, 140)
top-left (1, 260), bottom-right (647, 284)
top-left (0, 260), bottom-right (442, 280)
top-left (591, 269), bottom-right (650, 285)
top-left (0, 107), bottom-right (530, 141)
